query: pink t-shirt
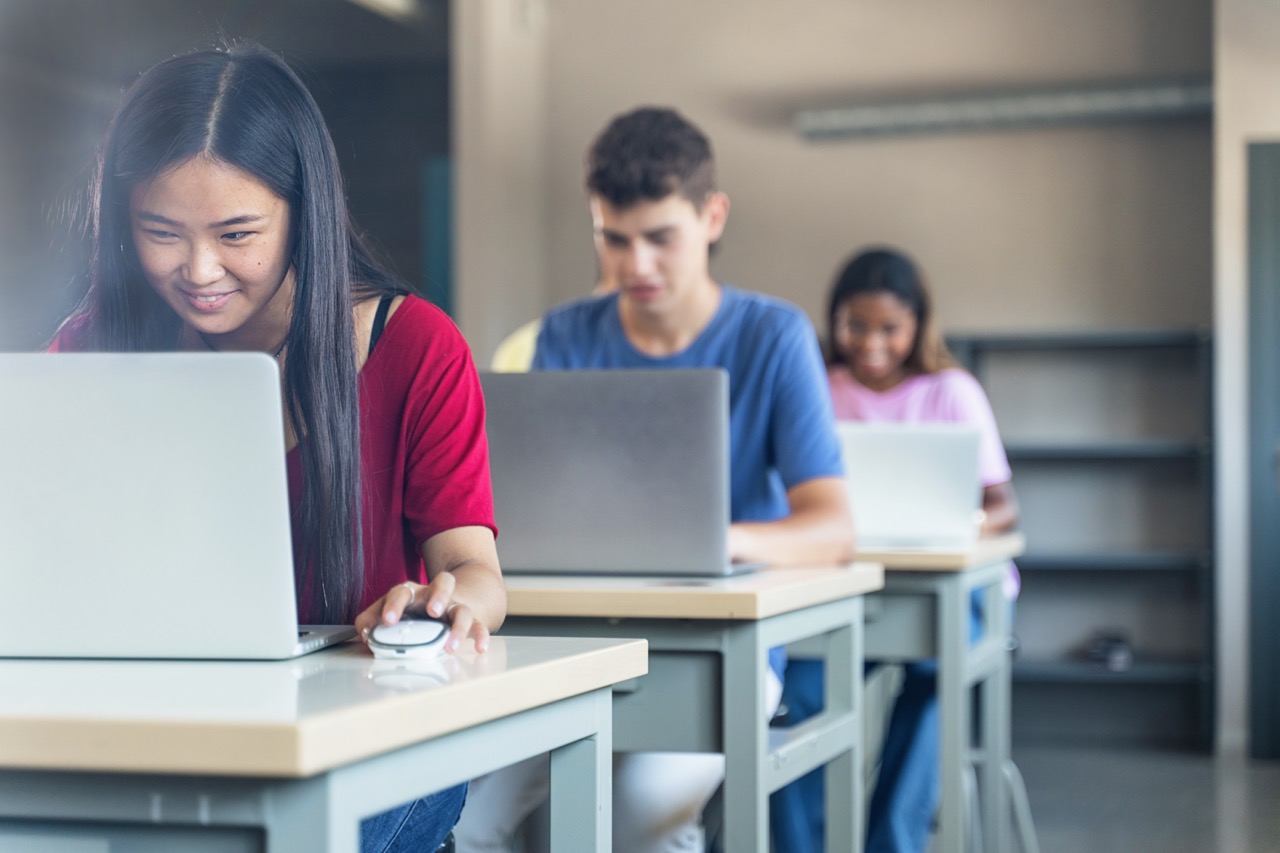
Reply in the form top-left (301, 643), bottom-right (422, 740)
top-left (828, 365), bottom-right (1011, 487)
top-left (829, 364), bottom-right (1018, 596)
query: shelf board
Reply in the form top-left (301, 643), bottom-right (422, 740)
top-left (947, 328), bottom-right (1209, 351)
top-left (1017, 551), bottom-right (1208, 572)
top-left (1013, 659), bottom-right (1207, 686)
top-left (1005, 439), bottom-right (1206, 462)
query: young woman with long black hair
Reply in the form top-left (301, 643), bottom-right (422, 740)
top-left (49, 43), bottom-right (506, 853)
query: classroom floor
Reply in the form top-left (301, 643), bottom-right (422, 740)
top-left (1012, 745), bottom-right (1280, 853)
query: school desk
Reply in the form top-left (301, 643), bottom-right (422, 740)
top-left (503, 561), bottom-right (885, 853)
top-left (856, 532), bottom-right (1029, 853)
top-left (0, 636), bottom-right (646, 853)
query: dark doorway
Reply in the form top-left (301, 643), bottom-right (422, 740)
top-left (1248, 141), bottom-right (1280, 759)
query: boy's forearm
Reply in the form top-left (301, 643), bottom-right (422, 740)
top-left (728, 505), bottom-right (856, 566)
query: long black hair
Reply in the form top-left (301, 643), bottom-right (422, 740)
top-left (75, 43), bottom-right (401, 622)
top-left (825, 246), bottom-right (957, 375)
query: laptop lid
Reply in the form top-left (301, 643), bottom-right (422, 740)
top-left (481, 369), bottom-right (736, 576)
top-left (838, 422), bottom-right (983, 550)
top-left (0, 353), bottom-right (352, 660)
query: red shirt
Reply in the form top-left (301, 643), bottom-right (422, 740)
top-left (49, 296), bottom-right (496, 622)
top-left (331, 295), bottom-right (496, 615)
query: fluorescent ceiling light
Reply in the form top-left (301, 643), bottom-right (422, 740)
top-left (346, 0), bottom-right (426, 23)
top-left (795, 79), bottom-right (1213, 141)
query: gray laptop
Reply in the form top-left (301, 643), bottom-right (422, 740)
top-left (481, 369), bottom-right (749, 576)
top-left (0, 353), bottom-right (355, 659)
top-left (838, 422), bottom-right (984, 550)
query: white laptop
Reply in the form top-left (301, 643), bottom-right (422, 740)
top-left (481, 369), bottom-right (755, 576)
top-left (838, 422), bottom-right (984, 551)
top-left (0, 353), bottom-right (355, 660)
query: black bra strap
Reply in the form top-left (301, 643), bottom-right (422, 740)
top-left (369, 294), bottom-right (394, 357)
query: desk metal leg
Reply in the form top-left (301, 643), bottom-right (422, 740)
top-left (549, 689), bottom-right (613, 853)
top-left (266, 774), bottom-right (353, 852)
top-left (937, 575), bottom-right (967, 853)
top-left (822, 612), bottom-right (860, 853)
top-left (722, 621), bottom-right (768, 853)
top-left (775, 599), bottom-right (865, 853)
top-left (979, 580), bottom-right (1011, 853)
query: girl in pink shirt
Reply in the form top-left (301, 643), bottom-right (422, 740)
top-left (834, 248), bottom-right (1020, 852)
top-left (776, 247), bottom-right (1021, 853)
top-left (826, 248), bottom-right (1018, 535)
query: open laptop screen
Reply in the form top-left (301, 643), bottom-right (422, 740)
top-left (481, 369), bottom-right (739, 576)
top-left (838, 422), bottom-right (983, 550)
top-left (0, 353), bottom-right (350, 659)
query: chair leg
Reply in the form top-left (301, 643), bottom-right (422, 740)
top-left (963, 761), bottom-right (984, 853)
top-left (701, 781), bottom-right (725, 853)
top-left (1003, 761), bottom-right (1040, 853)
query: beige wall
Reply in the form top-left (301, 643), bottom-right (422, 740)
top-left (539, 0), bottom-right (1212, 342)
top-left (453, 0), bottom-right (550, 359)
top-left (1215, 0), bottom-right (1280, 753)
top-left (457, 0), bottom-right (1213, 358)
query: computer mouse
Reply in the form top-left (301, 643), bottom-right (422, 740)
top-left (367, 616), bottom-right (450, 660)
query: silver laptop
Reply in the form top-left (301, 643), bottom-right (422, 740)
top-left (481, 369), bottom-right (750, 576)
top-left (0, 353), bottom-right (355, 659)
top-left (838, 422), bottom-right (984, 550)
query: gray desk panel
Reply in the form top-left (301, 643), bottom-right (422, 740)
top-left (2, 820), bottom-right (254, 852)
top-left (0, 688), bottom-right (615, 853)
top-left (612, 654), bottom-right (720, 752)
top-left (864, 593), bottom-right (937, 660)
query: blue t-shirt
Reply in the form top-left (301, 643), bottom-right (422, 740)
top-left (533, 285), bottom-right (845, 677)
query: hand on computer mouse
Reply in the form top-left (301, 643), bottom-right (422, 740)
top-left (366, 615), bottom-right (450, 660)
top-left (356, 572), bottom-right (497, 655)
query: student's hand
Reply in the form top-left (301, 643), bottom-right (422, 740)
top-left (355, 575), bottom-right (490, 656)
top-left (728, 477), bottom-right (855, 566)
top-left (979, 481), bottom-right (1020, 538)
top-left (354, 526), bottom-right (506, 655)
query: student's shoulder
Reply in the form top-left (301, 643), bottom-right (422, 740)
top-left (47, 313), bottom-right (94, 352)
top-left (920, 367), bottom-right (994, 411)
top-left (540, 291), bottom-right (617, 339)
top-left (379, 293), bottom-right (469, 358)
top-left (386, 291), bottom-right (444, 321)
top-left (930, 367), bottom-right (985, 393)
top-left (543, 291), bottom-right (615, 324)
top-left (722, 286), bottom-right (814, 342)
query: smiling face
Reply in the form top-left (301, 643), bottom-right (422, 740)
top-left (129, 156), bottom-right (295, 351)
top-left (832, 291), bottom-right (920, 391)
top-left (591, 191), bottom-right (727, 320)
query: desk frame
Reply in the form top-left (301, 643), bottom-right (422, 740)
top-left (506, 595), bottom-right (863, 853)
top-left (863, 558), bottom-right (1011, 853)
top-left (0, 682), bottom-right (615, 852)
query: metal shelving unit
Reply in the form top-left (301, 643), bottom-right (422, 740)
top-left (949, 328), bottom-right (1216, 749)
top-left (1004, 439), bottom-right (1207, 463)
top-left (1016, 551), bottom-right (1208, 573)
top-left (1012, 659), bottom-right (1208, 686)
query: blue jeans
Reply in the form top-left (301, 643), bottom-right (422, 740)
top-left (360, 783), bottom-right (467, 853)
top-left (771, 590), bottom-right (995, 853)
